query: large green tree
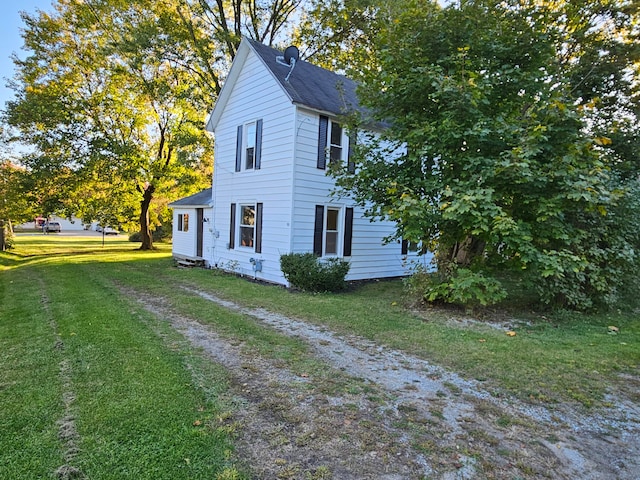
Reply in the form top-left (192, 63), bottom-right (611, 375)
top-left (334, 0), bottom-right (640, 309)
top-left (3, 0), bottom-right (303, 248)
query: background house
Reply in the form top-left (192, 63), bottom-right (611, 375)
top-left (171, 38), bottom-right (431, 284)
top-left (16, 215), bottom-right (86, 231)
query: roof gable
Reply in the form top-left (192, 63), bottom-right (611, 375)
top-left (206, 38), bottom-right (360, 132)
top-left (246, 39), bottom-right (359, 116)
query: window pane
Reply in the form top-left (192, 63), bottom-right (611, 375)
top-left (240, 205), bottom-right (255, 248)
top-left (330, 145), bottom-right (342, 163)
top-left (245, 123), bottom-right (256, 169)
top-left (326, 209), bottom-right (338, 231)
top-left (330, 122), bottom-right (342, 146)
top-left (245, 147), bottom-right (255, 169)
top-left (325, 232), bottom-right (338, 254)
top-left (240, 227), bottom-right (254, 247)
top-left (183, 214), bottom-right (189, 232)
top-left (330, 122), bottom-right (342, 163)
top-left (246, 123), bottom-right (256, 147)
top-left (325, 208), bottom-right (339, 255)
top-left (241, 206), bottom-right (255, 226)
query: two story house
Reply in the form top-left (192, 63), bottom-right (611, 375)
top-left (170, 38), bottom-right (430, 285)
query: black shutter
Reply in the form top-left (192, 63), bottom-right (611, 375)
top-left (317, 115), bottom-right (328, 169)
top-left (235, 125), bottom-right (243, 172)
top-left (344, 207), bottom-right (354, 257)
top-left (347, 133), bottom-right (356, 173)
top-left (255, 119), bottom-right (263, 170)
top-left (401, 239), bottom-right (408, 255)
top-left (229, 204), bottom-right (236, 249)
top-left (313, 205), bottom-right (324, 256)
top-left (255, 203), bottom-right (263, 253)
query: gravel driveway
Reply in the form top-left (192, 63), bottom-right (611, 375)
top-left (125, 284), bottom-right (640, 479)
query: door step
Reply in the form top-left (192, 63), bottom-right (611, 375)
top-left (175, 257), bottom-right (205, 268)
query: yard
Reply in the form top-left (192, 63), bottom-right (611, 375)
top-left (1, 234), bottom-right (638, 479)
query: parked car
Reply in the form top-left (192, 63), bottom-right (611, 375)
top-left (103, 226), bottom-right (119, 235)
top-left (43, 222), bottom-right (61, 233)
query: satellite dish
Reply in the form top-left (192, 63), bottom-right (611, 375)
top-left (283, 46), bottom-right (299, 66)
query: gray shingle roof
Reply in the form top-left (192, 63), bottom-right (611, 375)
top-left (248, 39), bottom-right (360, 116)
top-left (169, 188), bottom-right (213, 207)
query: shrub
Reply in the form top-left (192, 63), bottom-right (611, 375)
top-left (280, 253), bottom-right (350, 292)
top-left (406, 264), bottom-right (507, 308)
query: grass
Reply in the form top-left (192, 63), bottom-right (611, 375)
top-left (2, 234), bottom-right (639, 477)
top-left (1, 235), bottom-right (242, 479)
top-left (152, 258), bottom-right (639, 408)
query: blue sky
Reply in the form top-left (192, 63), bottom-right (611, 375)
top-left (0, 0), bottom-right (54, 110)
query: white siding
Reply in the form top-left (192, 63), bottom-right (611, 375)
top-left (201, 208), bottom-right (215, 265)
top-left (207, 43), bottom-right (433, 286)
top-left (171, 208), bottom-right (198, 258)
top-left (290, 108), bottom-right (430, 281)
top-left (210, 48), bottom-right (296, 284)
top-left (171, 207), bottom-right (213, 261)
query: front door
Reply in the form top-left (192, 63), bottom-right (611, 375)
top-left (196, 208), bottom-right (204, 258)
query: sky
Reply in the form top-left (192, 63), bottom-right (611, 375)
top-left (0, 0), bottom-right (54, 110)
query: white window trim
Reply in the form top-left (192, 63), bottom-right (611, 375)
top-left (325, 118), bottom-right (349, 166)
top-left (238, 203), bottom-right (256, 249)
top-left (244, 121), bottom-right (257, 170)
top-left (323, 206), bottom-right (342, 257)
top-left (178, 213), bottom-right (189, 232)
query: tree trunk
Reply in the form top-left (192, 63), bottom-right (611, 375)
top-left (0, 220), bottom-right (5, 252)
top-left (138, 183), bottom-right (156, 250)
top-left (437, 235), bottom-right (486, 270)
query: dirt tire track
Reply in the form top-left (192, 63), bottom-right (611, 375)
top-left (40, 278), bottom-right (85, 480)
top-left (124, 284), bottom-right (639, 479)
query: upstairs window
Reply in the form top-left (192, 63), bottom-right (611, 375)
top-left (235, 119), bottom-right (263, 172)
top-left (317, 116), bottom-right (354, 172)
top-left (329, 122), bottom-right (343, 164)
top-left (245, 122), bottom-right (256, 169)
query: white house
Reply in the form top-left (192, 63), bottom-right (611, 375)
top-left (171, 38), bottom-right (430, 284)
top-left (17, 215), bottom-right (86, 231)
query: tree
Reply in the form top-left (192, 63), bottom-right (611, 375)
top-left (293, 0), bottom-right (382, 69)
top-left (3, 0), bottom-right (305, 249)
top-left (0, 159), bottom-right (38, 250)
top-left (334, 0), bottom-right (640, 309)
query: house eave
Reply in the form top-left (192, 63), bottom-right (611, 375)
top-left (205, 40), bottom-right (253, 132)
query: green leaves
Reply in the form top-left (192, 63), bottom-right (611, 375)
top-left (332, 0), bottom-right (640, 310)
top-left (4, 0), bottom-right (310, 242)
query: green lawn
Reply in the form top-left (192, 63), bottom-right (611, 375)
top-left (1, 235), bottom-right (242, 479)
top-left (1, 234), bottom-right (638, 478)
